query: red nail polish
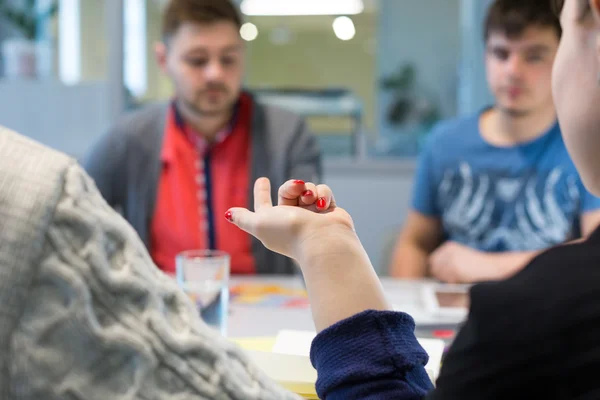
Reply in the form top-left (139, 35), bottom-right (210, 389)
top-left (317, 197), bottom-right (326, 209)
top-left (225, 210), bottom-right (233, 222)
top-left (302, 190), bottom-right (313, 197)
top-left (294, 180), bottom-right (305, 185)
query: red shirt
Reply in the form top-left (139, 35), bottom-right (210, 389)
top-left (150, 94), bottom-right (255, 275)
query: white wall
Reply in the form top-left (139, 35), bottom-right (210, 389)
top-left (0, 81), bottom-right (110, 157)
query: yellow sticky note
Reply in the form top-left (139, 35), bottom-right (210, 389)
top-left (230, 337), bottom-right (276, 352)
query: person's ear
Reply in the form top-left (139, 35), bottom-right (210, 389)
top-left (154, 41), bottom-right (169, 74)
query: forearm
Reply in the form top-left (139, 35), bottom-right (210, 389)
top-left (297, 229), bottom-right (391, 332)
top-left (472, 250), bottom-right (540, 282)
top-left (82, 132), bottom-right (126, 207)
top-left (390, 240), bottom-right (430, 278)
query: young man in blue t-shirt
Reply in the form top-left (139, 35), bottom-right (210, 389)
top-left (390, 0), bottom-right (600, 283)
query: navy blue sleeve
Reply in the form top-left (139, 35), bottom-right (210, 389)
top-left (310, 310), bottom-right (434, 400)
top-left (411, 129), bottom-right (440, 216)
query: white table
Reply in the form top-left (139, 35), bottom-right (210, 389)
top-left (227, 276), bottom-right (466, 338)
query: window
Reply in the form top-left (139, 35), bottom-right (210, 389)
top-left (124, 0), bottom-right (147, 97)
top-left (58, 0), bottom-right (81, 84)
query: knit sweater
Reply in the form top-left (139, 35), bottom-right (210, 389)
top-left (0, 127), bottom-right (298, 399)
top-left (0, 126), bottom-right (432, 399)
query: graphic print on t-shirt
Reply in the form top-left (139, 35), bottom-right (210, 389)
top-left (437, 162), bottom-right (580, 251)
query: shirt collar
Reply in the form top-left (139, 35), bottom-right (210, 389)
top-left (172, 99), bottom-right (240, 154)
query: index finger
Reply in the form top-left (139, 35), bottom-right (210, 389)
top-left (254, 177), bottom-right (273, 211)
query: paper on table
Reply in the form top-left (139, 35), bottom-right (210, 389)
top-left (242, 350), bottom-right (318, 399)
top-left (272, 330), bottom-right (445, 381)
top-left (272, 330), bottom-right (314, 356)
top-left (230, 336), bottom-right (318, 398)
top-left (230, 336), bottom-right (276, 352)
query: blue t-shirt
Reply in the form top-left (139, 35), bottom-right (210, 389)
top-left (413, 111), bottom-right (600, 252)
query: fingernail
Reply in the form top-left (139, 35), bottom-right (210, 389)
top-left (224, 210), bottom-right (233, 222)
top-left (302, 190), bottom-right (313, 197)
top-left (317, 197), bottom-right (326, 209)
top-left (294, 180), bottom-right (305, 185)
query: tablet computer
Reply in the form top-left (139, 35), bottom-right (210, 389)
top-left (421, 283), bottom-right (470, 320)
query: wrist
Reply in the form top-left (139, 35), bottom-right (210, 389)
top-left (293, 225), bottom-right (361, 268)
top-left (293, 228), bottom-right (391, 331)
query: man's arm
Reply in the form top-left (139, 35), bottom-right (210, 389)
top-left (581, 209), bottom-right (600, 236)
top-left (389, 211), bottom-right (444, 278)
top-left (81, 128), bottom-right (127, 208)
top-left (430, 210), bottom-right (600, 284)
top-left (473, 251), bottom-right (539, 280)
top-left (429, 244), bottom-right (540, 283)
top-left (390, 126), bottom-right (444, 278)
top-left (287, 119), bottom-right (322, 183)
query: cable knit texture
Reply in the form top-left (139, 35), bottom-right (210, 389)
top-left (0, 127), bottom-right (298, 400)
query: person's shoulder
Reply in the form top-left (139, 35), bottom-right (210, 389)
top-left (250, 95), bottom-right (309, 147)
top-left (246, 91), bottom-right (304, 127)
top-left (0, 125), bottom-right (73, 174)
top-left (109, 102), bottom-right (169, 141)
top-left (422, 113), bottom-right (480, 153)
top-left (0, 127), bottom-right (83, 341)
top-left (434, 113), bottom-right (479, 137)
top-left (255, 99), bottom-right (303, 126)
top-left (0, 125), bottom-right (76, 241)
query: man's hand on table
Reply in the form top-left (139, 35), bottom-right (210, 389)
top-left (429, 241), bottom-right (538, 284)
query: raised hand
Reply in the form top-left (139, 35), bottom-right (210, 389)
top-left (226, 178), bottom-right (354, 261)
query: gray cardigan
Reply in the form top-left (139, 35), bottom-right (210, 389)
top-left (0, 126), bottom-right (298, 399)
top-left (83, 96), bottom-right (321, 275)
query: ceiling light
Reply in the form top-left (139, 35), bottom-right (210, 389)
top-left (240, 0), bottom-right (364, 16)
top-left (333, 16), bottom-right (356, 41)
top-left (240, 22), bottom-right (259, 41)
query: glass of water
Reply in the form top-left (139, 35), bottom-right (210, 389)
top-left (176, 250), bottom-right (230, 336)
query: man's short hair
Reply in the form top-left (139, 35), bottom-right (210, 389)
top-left (162, 0), bottom-right (243, 42)
top-left (484, 0), bottom-right (562, 42)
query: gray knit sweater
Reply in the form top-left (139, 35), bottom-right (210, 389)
top-left (0, 127), bottom-right (298, 399)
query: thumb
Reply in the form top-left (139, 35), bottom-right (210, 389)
top-left (226, 207), bottom-right (257, 235)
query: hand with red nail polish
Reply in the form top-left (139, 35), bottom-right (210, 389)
top-left (316, 197), bottom-right (327, 209)
top-left (225, 178), bottom-right (390, 333)
top-left (226, 178), bottom-right (351, 259)
top-left (278, 179), bottom-right (333, 210)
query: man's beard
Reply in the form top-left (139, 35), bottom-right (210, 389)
top-left (182, 96), bottom-right (230, 117)
top-left (182, 85), bottom-right (234, 117)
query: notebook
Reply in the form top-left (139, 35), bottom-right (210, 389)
top-left (242, 349), bottom-right (318, 399)
top-left (232, 329), bottom-right (445, 399)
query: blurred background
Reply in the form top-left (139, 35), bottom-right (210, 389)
top-left (0, 0), bottom-right (495, 274)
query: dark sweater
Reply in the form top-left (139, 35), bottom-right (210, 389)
top-left (312, 226), bottom-right (600, 399)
